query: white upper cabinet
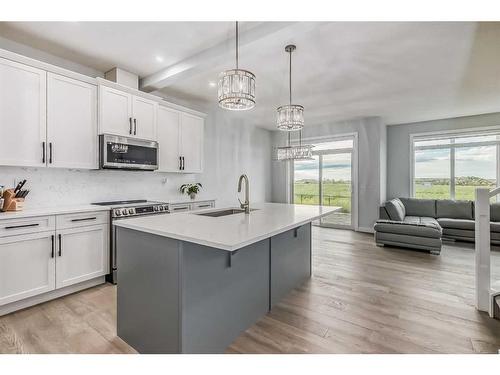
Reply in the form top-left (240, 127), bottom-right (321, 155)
top-left (180, 113), bottom-right (204, 173)
top-left (0, 58), bottom-right (46, 167)
top-left (99, 85), bottom-right (133, 137)
top-left (157, 106), bottom-right (204, 173)
top-left (157, 106), bottom-right (181, 172)
top-left (99, 85), bottom-right (157, 140)
top-left (47, 73), bottom-right (98, 169)
top-left (132, 96), bottom-right (157, 140)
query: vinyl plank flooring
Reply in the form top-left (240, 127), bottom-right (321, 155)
top-left (1, 227), bottom-right (500, 354)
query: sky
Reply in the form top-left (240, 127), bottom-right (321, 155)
top-left (415, 145), bottom-right (496, 180)
top-left (294, 154), bottom-right (352, 181)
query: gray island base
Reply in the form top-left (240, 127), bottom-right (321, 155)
top-left (116, 223), bottom-right (311, 353)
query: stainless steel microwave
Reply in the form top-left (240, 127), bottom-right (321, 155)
top-left (99, 134), bottom-right (158, 171)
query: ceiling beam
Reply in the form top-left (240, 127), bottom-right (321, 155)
top-left (140, 22), bottom-right (300, 92)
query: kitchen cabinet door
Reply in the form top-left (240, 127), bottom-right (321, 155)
top-left (180, 113), bottom-right (204, 173)
top-left (157, 106), bottom-right (181, 172)
top-left (0, 58), bottom-right (46, 167)
top-left (0, 232), bottom-right (55, 306)
top-left (132, 96), bottom-right (157, 140)
top-left (99, 85), bottom-right (133, 136)
top-left (55, 224), bottom-right (109, 289)
top-left (47, 73), bottom-right (98, 169)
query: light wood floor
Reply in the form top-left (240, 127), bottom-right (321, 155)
top-left (2, 227), bottom-right (500, 354)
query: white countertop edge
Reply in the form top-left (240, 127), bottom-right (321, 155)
top-left (0, 205), bottom-right (110, 220)
top-left (114, 208), bottom-right (338, 252)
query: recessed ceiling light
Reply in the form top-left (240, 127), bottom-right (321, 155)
top-left (155, 56), bottom-right (164, 62)
top-left (208, 81), bottom-right (216, 87)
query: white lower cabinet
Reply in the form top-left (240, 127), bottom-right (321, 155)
top-left (0, 211), bottom-right (109, 311)
top-left (55, 224), bottom-right (109, 289)
top-left (0, 232), bottom-right (56, 306)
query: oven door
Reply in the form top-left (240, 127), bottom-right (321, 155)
top-left (100, 134), bottom-right (158, 170)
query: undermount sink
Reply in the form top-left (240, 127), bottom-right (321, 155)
top-left (196, 208), bottom-right (257, 217)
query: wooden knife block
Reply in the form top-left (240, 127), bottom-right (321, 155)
top-left (2, 189), bottom-right (25, 212)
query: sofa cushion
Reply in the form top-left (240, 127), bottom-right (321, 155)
top-left (437, 218), bottom-right (475, 230)
top-left (436, 200), bottom-right (473, 220)
top-left (385, 198), bottom-right (406, 221)
top-left (442, 228), bottom-right (475, 239)
top-left (374, 218), bottom-right (442, 239)
top-left (399, 198), bottom-right (436, 218)
top-left (492, 222), bottom-right (500, 233)
top-left (491, 203), bottom-right (500, 222)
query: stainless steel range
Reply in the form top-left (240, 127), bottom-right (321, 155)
top-left (92, 199), bottom-right (170, 284)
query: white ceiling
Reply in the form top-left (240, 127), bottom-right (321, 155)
top-left (1, 21), bottom-right (500, 129)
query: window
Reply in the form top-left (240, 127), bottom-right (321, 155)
top-left (412, 130), bottom-right (500, 200)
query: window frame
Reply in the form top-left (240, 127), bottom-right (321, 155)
top-left (410, 126), bottom-right (500, 200)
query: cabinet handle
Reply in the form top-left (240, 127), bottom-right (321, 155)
top-left (51, 235), bottom-right (55, 258)
top-left (134, 118), bottom-right (137, 135)
top-left (5, 223), bottom-right (39, 230)
top-left (198, 204), bottom-right (211, 208)
top-left (58, 234), bottom-right (62, 257)
top-left (42, 142), bottom-right (46, 164)
top-left (129, 117), bottom-right (133, 135)
top-left (179, 156), bottom-right (182, 170)
top-left (71, 217), bottom-right (97, 222)
top-left (294, 228), bottom-right (298, 238)
top-left (49, 143), bottom-right (53, 164)
top-left (181, 156), bottom-right (185, 170)
top-left (173, 207), bottom-right (188, 211)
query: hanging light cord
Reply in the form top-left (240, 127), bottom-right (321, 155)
top-left (289, 47), bottom-right (292, 105)
top-left (235, 21), bottom-right (239, 69)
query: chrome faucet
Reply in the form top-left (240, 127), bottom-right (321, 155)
top-left (237, 174), bottom-right (250, 214)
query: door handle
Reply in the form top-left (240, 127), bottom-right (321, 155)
top-left (129, 117), bottom-right (133, 135)
top-left (42, 142), bottom-right (46, 164)
top-left (49, 143), bottom-right (53, 164)
top-left (58, 234), bottom-right (62, 256)
top-left (51, 235), bottom-right (55, 258)
top-left (134, 118), bottom-right (137, 135)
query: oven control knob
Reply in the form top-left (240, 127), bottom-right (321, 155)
top-left (153, 206), bottom-right (159, 211)
top-left (159, 206), bottom-right (164, 211)
top-left (121, 208), bottom-right (128, 216)
top-left (163, 205), bottom-right (169, 212)
top-left (128, 208), bottom-right (135, 215)
top-left (114, 209), bottom-right (121, 216)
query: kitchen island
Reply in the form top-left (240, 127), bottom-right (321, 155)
top-left (114, 202), bottom-right (339, 353)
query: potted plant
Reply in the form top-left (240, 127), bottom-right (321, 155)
top-left (180, 183), bottom-right (202, 200)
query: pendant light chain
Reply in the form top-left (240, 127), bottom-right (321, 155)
top-left (289, 47), bottom-right (292, 105)
top-left (236, 21), bottom-right (239, 70)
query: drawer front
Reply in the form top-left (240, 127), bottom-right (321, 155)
top-left (169, 203), bottom-right (191, 213)
top-left (0, 216), bottom-right (55, 237)
top-left (190, 201), bottom-right (215, 211)
top-left (56, 211), bottom-right (109, 230)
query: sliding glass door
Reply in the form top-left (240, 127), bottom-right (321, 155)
top-left (292, 137), bottom-right (356, 229)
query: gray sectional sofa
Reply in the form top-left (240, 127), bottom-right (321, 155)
top-left (374, 198), bottom-right (500, 255)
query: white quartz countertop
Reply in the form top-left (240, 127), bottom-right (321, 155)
top-left (114, 202), bottom-right (340, 251)
top-left (0, 205), bottom-right (110, 220)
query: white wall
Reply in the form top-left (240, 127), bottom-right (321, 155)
top-left (387, 112), bottom-right (500, 199)
top-left (271, 117), bottom-right (386, 231)
top-left (0, 39), bottom-right (272, 209)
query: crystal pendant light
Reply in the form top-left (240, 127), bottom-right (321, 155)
top-left (218, 22), bottom-right (256, 110)
top-left (275, 131), bottom-right (313, 161)
top-left (276, 45), bottom-right (304, 130)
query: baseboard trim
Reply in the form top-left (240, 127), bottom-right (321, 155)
top-left (0, 276), bottom-right (106, 317)
top-left (357, 226), bottom-right (375, 234)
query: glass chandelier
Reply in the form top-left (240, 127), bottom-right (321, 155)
top-left (276, 45), bottom-right (304, 130)
top-left (276, 131), bottom-right (313, 161)
top-left (218, 22), bottom-right (256, 110)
